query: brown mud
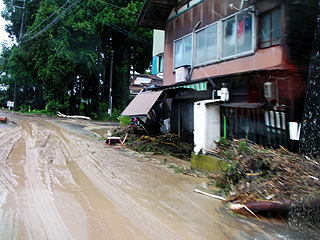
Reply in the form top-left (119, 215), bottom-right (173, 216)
top-left (0, 110), bottom-right (290, 239)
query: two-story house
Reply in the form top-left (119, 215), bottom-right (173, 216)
top-left (125, 0), bottom-right (317, 153)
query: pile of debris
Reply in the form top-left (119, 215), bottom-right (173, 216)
top-left (210, 138), bottom-right (320, 203)
top-left (209, 139), bottom-right (320, 238)
top-left (111, 125), bottom-right (194, 160)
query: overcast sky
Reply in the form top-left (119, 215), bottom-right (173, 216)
top-left (0, 1), bottom-right (10, 45)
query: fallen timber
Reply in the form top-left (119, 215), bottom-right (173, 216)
top-left (207, 139), bottom-right (320, 238)
top-left (229, 201), bottom-right (290, 220)
top-left (57, 111), bottom-right (91, 121)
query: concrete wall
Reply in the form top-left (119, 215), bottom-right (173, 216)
top-left (191, 152), bottom-right (226, 174)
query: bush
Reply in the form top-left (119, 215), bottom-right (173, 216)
top-left (117, 115), bottom-right (131, 126)
top-left (19, 105), bottom-right (30, 113)
top-left (91, 112), bottom-right (98, 119)
top-left (111, 108), bottom-right (121, 121)
top-left (98, 102), bottom-right (108, 120)
top-left (45, 100), bottom-right (61, 115)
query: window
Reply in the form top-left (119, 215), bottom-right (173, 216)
top-left (195, 23), bottom-right (218, 65)
top-left (222, 17), bottom-right (236, 58)
top-left (174, 7), bottom-right (255, 68)
top-left (152, 54), bottom-right (164, 74)
top-left (237, 11), bottom-right (253, 53)
top-left (260, 9), bottom-right (281, 48)
top-left (174, 34), bottom-right (192, 68)
top-left (222, 9), bottom-right (254, 59)
top-left (158, 54), bottom-right (164, 73)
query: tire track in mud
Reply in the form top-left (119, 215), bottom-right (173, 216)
top-left (41, 121), bottom-right (151, 239)
top-left (22, 121), bottom-right (74, 240)
top-left (52, 123), bottom-right (173, 238)
top-left (0, 115), bottom-right (284, 240)
top-left (1, 121), bottom-right (74, 239)
top-left (51, 121), bottom-right (228, 240)
top-left (0, 124), bottom-right (25, 240)
top-left (3, 118), bottom-right (215, 240)
top-left (1, 120), bottom-right (80, 239)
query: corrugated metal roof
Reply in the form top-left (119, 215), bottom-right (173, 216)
top-left (121, 90), bottom-right (163, 117)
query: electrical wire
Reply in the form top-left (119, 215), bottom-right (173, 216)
top-left (23, 0), bottom-right (71, 38)
top-left (22, 0), bottom-right (81, 42)
top-left (94, 0), bottom-right (139, 16)
top-left (77, 3), bottom-right (152, 46)
top-left (21, 0), bottom-right (151, 46)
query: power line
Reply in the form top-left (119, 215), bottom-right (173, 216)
top-left (77, 3), bottom-right (152, 46)
top-left (22, 0), bottom-right (81, 42)
top-left (20, 0), bottom-right (152, 46)
top-left (23, 0), bottom-right (71, 38)
top-left (95, 0), bottom-right (139, 16)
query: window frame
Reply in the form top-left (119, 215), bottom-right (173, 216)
top-left (173, 6), bottom-right (256, 70)
top-left (173, 33), bottom-right (193, 69)
top-left (260, 8), bottom-right (282, 48)
top-left (220, 7), bottom-right (255, 61)
top-left (194, 21), bottom-right (220, 66)
top-left (158, 54), bottom-right (164, 73)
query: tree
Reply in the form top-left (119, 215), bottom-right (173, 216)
top-left (299, 1), bottom-right (320, 159)
top-left (0, 0), bottom-right (152, 117)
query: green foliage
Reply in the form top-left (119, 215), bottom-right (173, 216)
top-left (98, 102), bottom-right (108, 120)
top-left (117, 115), bottom-right (131, 126)
top-left (79, 102), bottom-right (85, 113)
top-left (0, 0), bottom-right (152, 115)
top-left (45, 100), bottom-right (61, 115)
top-left (215, 161), bottom-right (239, 192)
top-left (19, 105), bottom-right (30, 113)
top-left (111, 108), bottom-right (121, 121)
top-left (238, 140), bottom-right (248, 155)
top-left (168, 165), bottom-right (187, 174)
top-left (90, 112), bottom-right (98, 119)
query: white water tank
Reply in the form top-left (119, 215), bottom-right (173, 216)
top-left (194, 99), bottom-right (221, 154)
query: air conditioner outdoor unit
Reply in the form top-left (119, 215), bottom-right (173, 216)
top-left (175, 66), bottom-right (189, 83)
top-left (264, 82), bottom-right (276, 102)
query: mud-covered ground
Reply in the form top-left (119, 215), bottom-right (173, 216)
top-left (0, 110), bottom-right (290, 239)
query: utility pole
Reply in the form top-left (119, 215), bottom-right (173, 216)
top-left (13, 0), bottom-right (26, 111)
top-left (18, 0), bottom-right (26, 42)
top-left (108, 50), bottom-right (114, 117)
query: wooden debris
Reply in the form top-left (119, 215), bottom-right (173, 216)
top-left (194, 189), bottom-right (226, 201)
top-left (213, 139), bottom-right (320, 204)
top-left (57, 111), bottom-right (91, 120)
top-left (111, 125), bottom-right (193, 159)
top-left (229, 203), bottom-right (261, 220)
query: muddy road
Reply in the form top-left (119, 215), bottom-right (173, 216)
top-left (0, 110), bottom-right (288, 239)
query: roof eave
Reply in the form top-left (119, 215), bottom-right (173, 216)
top-left (136, 0), bottom-right (177, 30)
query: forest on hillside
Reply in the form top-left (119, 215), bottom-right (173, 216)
top-left (0, 0), bottom-right (152, 119)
